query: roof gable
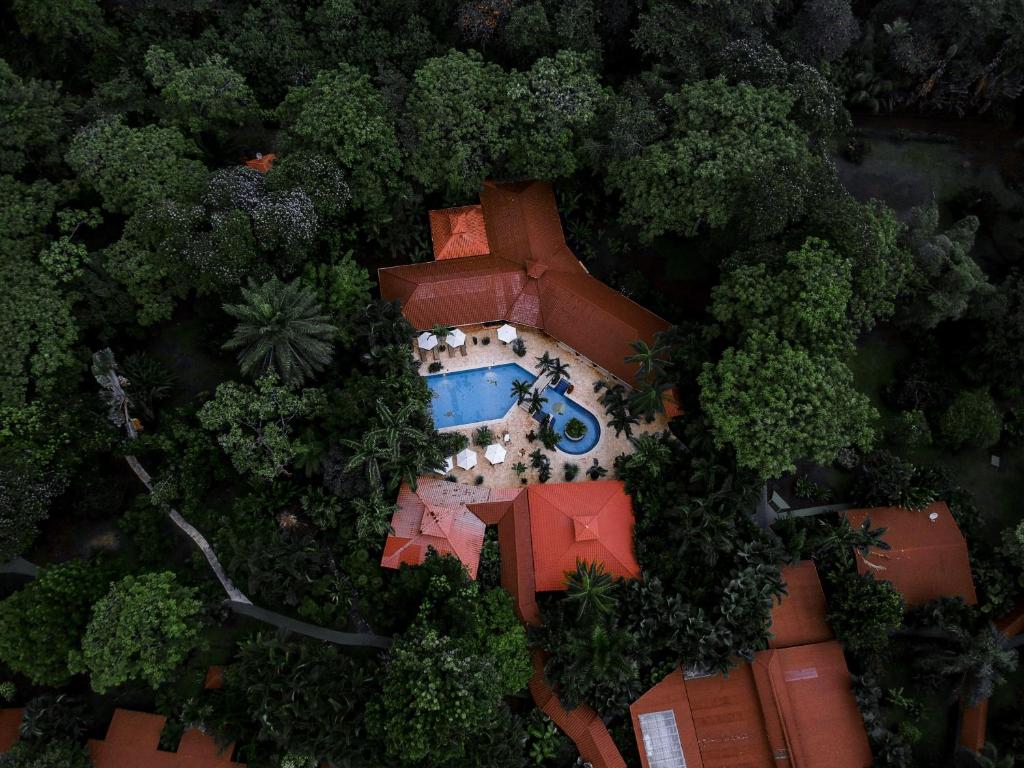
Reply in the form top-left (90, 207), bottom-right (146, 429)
top-left (845, 502), bottom-right (977, 606)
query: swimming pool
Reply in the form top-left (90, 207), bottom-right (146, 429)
top-left (542, 386), bottom-right (602, 454)
top-left (426, 363), bottom-right (537, 428)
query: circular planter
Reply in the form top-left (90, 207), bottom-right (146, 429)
top-left (564, 427), bottom-right (587, 442)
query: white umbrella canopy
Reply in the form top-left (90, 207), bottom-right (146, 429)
top-left (417, 331), bottom-right (439, 350)
top-left (446, 328), bottom-right (467, 347)
top-left (484, 443), bottom-right (506, 465)
top-left (433, 456), bottom-right (454, 475)
top-left (456, 448), bottom-right (478, 470)
top-left (497, 324), bottom-right (517, 343)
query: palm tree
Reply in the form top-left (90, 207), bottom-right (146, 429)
top-left (814, 516), bottom-right (890, 568)
top-left (628, 379), bottom-right (671, 423)
top-left (607, 406), bottom-right (640, 438)
top-left (627, 433), bottom-right (672, 476)
top-left (549, 357), bottom-right (570, 385)
top-left (223, 277), bottom-right (337, 386)
top-left (626, 337), bottom-right (670, 381)
top-left (430, 323), bottom-right (454, 344)
top-left (917, 624), bottom-right (1019, 706)
top-left (535, 351), bottom-right (554, 376)
top-left (565, 560), bottom-right (618, 618)
top-left (341, 399), bottom-right (431, 489)
top-left (510, 378), bottom-right (532, 405)
top-left (526, 388), bottom-right (548, 415)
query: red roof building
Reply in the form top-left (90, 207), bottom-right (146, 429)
top-left (0, 709), bottom-right (21, 752)
top-left (429, 205), bottom-right (491, 260)
top-left (631, 562), bottom-right (871, 768)
top-left (527, 482), bottom-right (641, 592)
top-left (379, 181), bottom-right (671, 384)
top-left (243, 153), bottom-right (275, 173)
top-left (380, 479), bottom-right (519, 579)
top-left (845, 502), bottom-right (978, 607)
top-left (88, 709), bottom-right (244, 768)
top-left (769, 561), bottom-right (834, 649)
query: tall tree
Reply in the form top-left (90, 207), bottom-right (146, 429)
top-left (71, 572), bottom-right (203, 693)
top-left (223, 277), bottom-right (337, 386)
top-left (699, 332), bottom-right (876, 478)
top-left (607, 77), bottom-right (823, 243)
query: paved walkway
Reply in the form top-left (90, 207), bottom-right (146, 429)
top-left (419, 324), bottom-right (672, 488)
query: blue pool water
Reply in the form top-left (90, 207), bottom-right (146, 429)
top-left (426, 363), bottom-right (537, 428)
top-left (542, 386), bottom-right (602, 454)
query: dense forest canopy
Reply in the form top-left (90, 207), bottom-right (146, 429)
top-left (0, 1), bottom-right (1023, 767)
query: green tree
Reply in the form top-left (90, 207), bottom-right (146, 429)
top-left (607, 77), bottom-right (818, 242)
top-left (408, 49), bottom-right (514, 198)
top-left (223, 277), bottom-right (337, 386)
top-left (279, 65), bottom-right (403, 217)
top-left (939, 388), bottom-right (1003, 450)
top-left (302, 256), bottom-right (373, 348)
top-left (510, 378), bottom-right (532, 405)
top-left (565, 560), bottom-right (618, 618)
top-left (915, 624), bottom-right (1019, 706)
top-left (0, 561), bottom-right (112, 686)
top-left (72, 572), bottom-right (203, 693)
top-left (66, 115), bottom-right (206, 215)
top-left (699, 333), bottom-right (876, 478)
top-left (505, 51), bottom-right (605, 179)
top-left (0, 59), bottom-right (66, 173)
top-left (712, 237), bottom-right (855, 352)
top-left (198, 373), bottom-right (325, 482)
top-left (826, 571), bottom-right (904, 654)
top-left (10, 0), bottom-right (110, 51)
top-left (195, 634), bottom-right (381, 766)
top-left (0, 741), bottom-right (91, 768)
top-left (144, 46), bottom-right (256, 137)
top-left (901, 204), bottom-right (993, 329)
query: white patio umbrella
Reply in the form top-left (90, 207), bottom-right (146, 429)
top-left (433, 456), bottom-right (454, 475)
top-left (497, 324), bottom-right (517, 344)
top-left (456, 448), bottom-right (478, 470)
top-left (417, 331), bottom-right (439, 350)
top-left (446, 328), bottom-right (467, 347)
top-left (484, 443), bottom-right (507, 465)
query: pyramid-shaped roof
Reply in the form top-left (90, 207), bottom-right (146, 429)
top-left (429, 205), bottom-right (491, 260)
top-left (845, 501), bottom-right (977, 606)
top-left (382, 479), bottom-right (505, 579)
top-left (527, 481), bottom-right (641, 592)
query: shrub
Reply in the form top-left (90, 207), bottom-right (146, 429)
top-left (939, 388), bottom-right (1002, 450)
top-left (890, 409), bottom-right (932, 447)
top-left (427, 361), bottom-right (442, 373)
top-left (826, 571), bottom-right (904, 654)
top-left (563, 463), bottom-right (579, 481)
top-left (474, 475), bottom-right (484, 485)
top-left (851, 451), bottom-right (938, 510)
top-left (511, 338), bottom-right (526, 357)
top-left (587, 460), bottom-right (607, 480)
top-left (564, 417), bottom-right (587, 440)
top-left (473, 426), bottom-right (494, 447)
top-left (482, 336), bottom-right (490, 345)
top-left (793, 475), bottom-right (833, 502)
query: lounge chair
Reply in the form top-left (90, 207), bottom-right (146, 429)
top-left (460, 344), bottom-right (467, 356)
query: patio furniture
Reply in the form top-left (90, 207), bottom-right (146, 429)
top-left (446, 328), bottom-right (467, 348)
top-left (484, 444), bottom-right (507, 465)
top-left (459, 345), bottom-right (467, 357)
top-left (456, 448), bottom-right (478, 470)
top-left (503, 432), bottom-right (511, 443)
top-left (497, 324), bottom-right (517, 344)
top-left (417, 331), bottom-right (439, 352)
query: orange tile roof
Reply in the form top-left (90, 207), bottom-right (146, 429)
top-left (529, 650), bottom-right (626, 768)
top-left (526, 481), bottom-right (641, 592)
top-left (381, 479), bottom-right (502, 578)
top-left (203, 666), bottom-right (225, 690)
top-left (379, 181), bottom-right (671, 383)
top-left (845, 502), bottom-right (977, 606)
top-left (631, 642), bottom-right (871, 768)
top-left (429, 205), bottom-right (491, 260)
top-left (243, 153), bottom-right (275, 173)
top-left (769, 561), bottom-right (833, 649)
top-left (88, 709), bottom-right (244, 767)
top-left (0, 709), bottom-right (21, 752)
top-left (959, 699), bottom-right (988, 753)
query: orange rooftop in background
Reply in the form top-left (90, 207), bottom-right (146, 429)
top-left (631, 561), bottom-right (871, 768)
top-left (846, 501), bottom-right (977, 606)
top-left (243, 153), bottom-right (275, 173)
top-left (379, 180), bottom-right (671, 384)
top-left (88, 709), bottom-right (244, 768)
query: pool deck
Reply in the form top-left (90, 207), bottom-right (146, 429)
top-left (416, 324), bottom-right (673, 488)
